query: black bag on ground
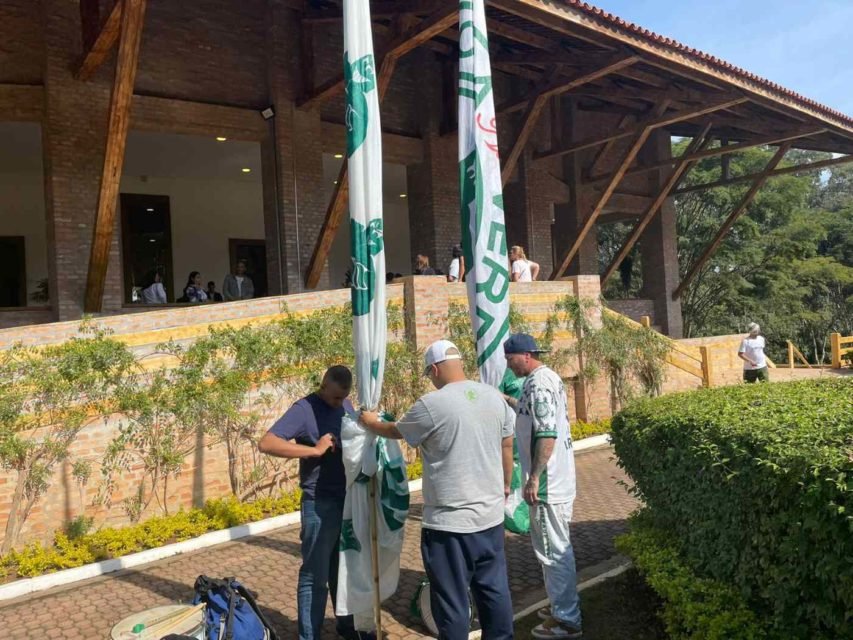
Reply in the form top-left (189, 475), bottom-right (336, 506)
top-left (191, 575), bottom-right (279, 640)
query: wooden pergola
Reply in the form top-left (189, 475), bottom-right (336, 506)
top-left (79, 0), bottom-right (853, 311)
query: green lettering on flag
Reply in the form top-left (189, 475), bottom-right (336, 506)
top-left (350, 218), bottom-right (384, 317)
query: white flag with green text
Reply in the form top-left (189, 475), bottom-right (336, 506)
top-left (345, 0), bottom-right (385, 409)
top-left (459, 0), bottom-right (510, 387)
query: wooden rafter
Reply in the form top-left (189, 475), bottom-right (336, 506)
top-left (500, 55), bottom-right (640, 185)
top-left (304, 54), bottom-right (399, 289)
top-left (601, 121), bottom-right (714, 285)
top-left (536, 96), bottom-right (748, 162)
top-left (587, 114), bottom-right (633, 179)
top-left (497, 53), bottom-right (640, 115)
top-left (303, 0), bottom-right (444, 23)
top-left (672, 152), bottom-right (853, 196)
top-left (298, 4), bottom-right (457, 110)
top-left (76, 0), bottom-right (123, 80)
top-left (485, 19), bottom-right (560, 52)
top-left (83, 0), bottom-right (147, 312)
top-left (549, 101), bottom-right (671, 281)
top-left (671, 143), bottom-right (793, 301)
top-left (583, 126), bottom-right (826, 186)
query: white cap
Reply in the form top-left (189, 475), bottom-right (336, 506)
top-left (423, 339), bottom-right (462, 374)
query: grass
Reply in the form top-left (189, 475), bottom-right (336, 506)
top-left (514, 569), bottom-right (666, 640)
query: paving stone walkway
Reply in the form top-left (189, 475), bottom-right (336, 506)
top-left (0, 446), bottom-right (637, 639)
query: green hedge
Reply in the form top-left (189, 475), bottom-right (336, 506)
top-left (611, 378), bottom-right (852, 639)
top-left (616, 514), bottom-right (767, 640)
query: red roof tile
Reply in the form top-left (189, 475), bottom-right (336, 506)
top-left (559, 0), bottom-right (853, 128)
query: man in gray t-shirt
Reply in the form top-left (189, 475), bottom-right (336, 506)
top-left (361, 339), bottom-right (514, 640)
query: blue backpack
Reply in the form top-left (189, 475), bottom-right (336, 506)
top-left (192, 575), bottom-right (278, 640)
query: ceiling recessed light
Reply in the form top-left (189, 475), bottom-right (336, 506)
top-left (334, 153), bottom-right (343, 159)
top-left (149, 239), bottom-right (156, 243)
top-left (333, 180), bottom-right (338, 184)
top-left (399, 194), bottom-right (407, 198)
top-left (146, 207), bottom-right (154, 212)
top-left (216, 136), bottom-right (227, 142)
top-left (242, 168), bottom-right (251, 173)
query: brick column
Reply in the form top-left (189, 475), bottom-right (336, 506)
top-left (265, 2), bottom-right (329, 294)
top-left (406, 51), bottom-right (459, 274)
top-left (41, 0), bottom-right (124, 320)
top-left (402, 275), bottom-right (449, 351)
top-left (553, 98), bottom-right (598, 277)
top-left (640, 130), bottom-right (684, 337)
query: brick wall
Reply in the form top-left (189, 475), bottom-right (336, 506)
top-left (607, 298), bottom-right (656, 324)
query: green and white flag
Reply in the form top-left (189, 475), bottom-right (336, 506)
top-left (459, 0), bottom-right (510, 387)
top-left (345, 0), bottom-right (385, 409)
top-left (337, 1), bottom-right (406, 632)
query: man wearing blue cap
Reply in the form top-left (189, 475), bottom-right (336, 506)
top-left (504, 333), bottom-right (582, 639)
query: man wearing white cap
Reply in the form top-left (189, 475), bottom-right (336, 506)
top-left (360, 339), bottom-right (515, 640)
top-left (738, 323), bottom-right (769, 383)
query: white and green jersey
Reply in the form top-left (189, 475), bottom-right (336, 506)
top-left (515, 365), bottom-right (576, 505)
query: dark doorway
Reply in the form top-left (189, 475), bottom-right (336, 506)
top-left (120, 194), bottom-right (174, 303)
top-left (228, 239), bottom-right (267, 298)
top-left (0, 237), bottom-right (26, 307)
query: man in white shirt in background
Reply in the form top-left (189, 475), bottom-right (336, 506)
top-left (738, 322), bottom-right (769, 383)
top-left (504, 333), bottom-right (582, 640)
top-left (223, 259), bottom-right (255, 301)
top-left (360, 339), bottom-right (515, 640)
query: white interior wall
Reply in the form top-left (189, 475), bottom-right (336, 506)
top-left (118, 176), bottom-right (265, 297)
top-left (0, 123), bottom-right (48, 306)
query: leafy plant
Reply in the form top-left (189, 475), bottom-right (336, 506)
top-left (617, 513), bottom-right (771, 639)
top-left (0, 323), bottom-right (136, 552)
top-left (611, 378), bottom-right (853, 638)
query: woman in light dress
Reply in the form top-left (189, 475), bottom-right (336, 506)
top-left (509, 245), bottom-right (539, 282)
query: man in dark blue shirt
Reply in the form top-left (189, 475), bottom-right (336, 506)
top-left (259, 366), bottom-right (368, 640)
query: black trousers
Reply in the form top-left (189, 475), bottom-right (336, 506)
top-left (421, 524), bottom-right (514, 640)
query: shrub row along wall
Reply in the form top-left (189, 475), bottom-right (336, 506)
top-left (0, 275), bottom-right (761, 549)
top-left (611, 379), bottom-right (853, 639)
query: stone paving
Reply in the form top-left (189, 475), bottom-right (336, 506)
top-left (0, 446), bottom-right (637, 639)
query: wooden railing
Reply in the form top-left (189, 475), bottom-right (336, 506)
top-left (786, 340), bottom-right (813, 368)
top-left (831, 333), bottom-right (853, 368)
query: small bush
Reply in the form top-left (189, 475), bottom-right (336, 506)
top-left (617, 514), bottom-right (770, 640)
top-left (3, 488), bottom-right (301, 578)
top-left (571, 418), bottom-right (611, 441)
top-left (612, 378), bottom-right (853, 639)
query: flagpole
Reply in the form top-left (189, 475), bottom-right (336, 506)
top-left (369, 475), bottom-right (382, 638)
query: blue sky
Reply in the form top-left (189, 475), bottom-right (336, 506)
top-left (587, 0), bottom-right (853, 117)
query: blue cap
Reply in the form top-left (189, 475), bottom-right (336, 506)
top-left (503, 333), bottom-right (548, 355)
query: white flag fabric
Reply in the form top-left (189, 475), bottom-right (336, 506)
top-left (459, 0), bottom-right (511, 388)
top-left (344, 0), bottom-right (385, 409)
top-left (337, 0), bottom-right (407, 631)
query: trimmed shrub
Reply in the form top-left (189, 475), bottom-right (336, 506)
top-left (612, 378), bottom-right (852, 639)
top-left (616, 514), bottom-right (768, 640)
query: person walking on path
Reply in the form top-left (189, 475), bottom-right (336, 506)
top-left (504, 333), bottom-right (582, 639)
top-left (258, 366), bottom-right (370, 640)
top-left (359, 339), bottom-right (515, 640)
top-left (738, 322), bottom-right (769, 383)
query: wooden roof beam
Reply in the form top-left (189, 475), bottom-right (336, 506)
top-left (535, 95), bottom-right (748, 162)
top-left (497, 53), bottom-right (641, 115)
top-left (602, 122), bottom-right (714, 285)
top-left (76, 0), bottom-right (123, 80)
top-left (500, 55), bottom-right (640, 184)
top-left (584, 126), bottom-right (826, 185)
top-left (672, 143), bottom-right (792, 300)
top-left (550, 101), bottom-right (671, 280)
top-left (84, 0), bottom-right (147, 312)
top-left (298, 4), bottom-right (457, 110)
top-left (672, 152), bottom-right (853, 196)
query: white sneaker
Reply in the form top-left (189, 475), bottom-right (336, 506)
top-left (531, 617), bottom-right (583, 639)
